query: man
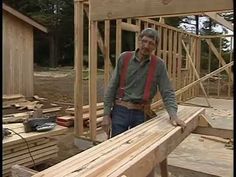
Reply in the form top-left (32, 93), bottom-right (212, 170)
top-left (102, 28), bottom-right (186, 138)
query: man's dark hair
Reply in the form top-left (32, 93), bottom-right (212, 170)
top-left (139, 28), bottom-right (159, 44)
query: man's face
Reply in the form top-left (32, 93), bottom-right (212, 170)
top-left (138, 36), bottom-right (156, 57)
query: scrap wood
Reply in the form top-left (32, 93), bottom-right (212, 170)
top-left (33, 95), bottom-right (47, 101)
top-left (3, 107), bottom-right (62, 124)
top-left (3, 94), bottom-right (25, 101)
top-left (11, 164), bottom-right (38, 177)
top-left (200, 135), bottom-right (230, 144)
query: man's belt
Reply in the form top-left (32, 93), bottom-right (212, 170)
top-left (115, 100), bottom-right (157, 120)
top-left (115, 100), bottom-right (145, 110)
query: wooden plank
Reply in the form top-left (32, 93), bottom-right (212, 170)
top-left (182, 40), bottom-right (211, 107)
top-left (3, 3), bottom-right (47, 33)
top-left (3, 137), bottom-right (50, 153)
top-left (38, 106), bottom-right (187, 177)
top-left (3, 141), bottom-right (57, 160)
top-left (32, 106), bottom-right (204, 177)
top-left (162, 28), bottom-right (168, 64)
top-left (3, 124), bottom-right (67, 147)
top-left (104, 20), bottom-right (110, 89)
top-left (176, 32), bottom-right (182, 90)
top-left (167, 29), bottom-right (173, 78)
top-left (65, 102), bottom-right (104, 115)
top-left (3, 107), bottom-right (62, 124)
top-left (11, 164), bottom-right (38, 177)
top-left (156, 26), bottom-right (162, 57)
top-left (116, 19), bottom-right (122, 61)
top-left (172, 31), bottom-right (177, 89)
top-left (74, 1), bottom-right (84, 137)
top-left (3, 145), bottom-right (58, 166)
top-left (4, 154), bottom-right (57, 176)
top-left (193, 127), bottom-right (233, 139)
top-left (204, 12), bottom-right (233, 31)
top-left (33, 107), bottom-right (182, 177)
top-left (89, 20), bottom-right (98, 141)
top-left (135, 19), bottom-right (141, 48)
top-left (120, 22), bottom-right (140, 32)
top-left (89, 0), bottom-right (232, 21)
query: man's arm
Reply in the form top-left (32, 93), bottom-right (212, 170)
top-left (157, 60), bottom-right (186, 129)
top-left (102, 54), bottom-right (123, 137)
top-left (103, 57), bottom-right (121, 116)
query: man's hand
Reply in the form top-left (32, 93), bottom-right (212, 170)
top-left (170, 117), bottom-right (186, 131)
top-left (101, 115), bottom-right (112, 137)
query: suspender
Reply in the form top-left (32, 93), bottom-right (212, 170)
top-left (118, 52), bottom-right (132, 98)
top-left (118, 52), bottom-right (158, 102)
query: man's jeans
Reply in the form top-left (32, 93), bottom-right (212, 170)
top-left (111, 105), bottom-right (145, 137)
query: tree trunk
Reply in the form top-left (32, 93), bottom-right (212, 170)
top-left (49, 33), bottom-right (59, 67)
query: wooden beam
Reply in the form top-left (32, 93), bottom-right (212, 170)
top-left (3, 3), bottom-right (48, 33)
top-left (151, 61), bottom-right (234, 109)
top-left (89, 20), bottom-right (98, 141)
top-left (120, 22), bottom-right (140, 32)
top-left (89, 0), bottom-right (232, 21)
top-left (139, 18), bottom-right (199, 37)
top-left (193, 127), bottom-right (233, 139)
top-left (104, 20), bottom-right (111, 89)
top-left (205, 39), bottom-right (233, 81)
top-left (84, 6), bottom-right (107, 56)
top-left (74, 1), bottom-right (84, 137)
top-left (204, 12), bottom-right (233, 31)
top-left (116, 19), bottom-right (122, 61)
top-left (182, 40), bottom-right (211, 107)
top-left (31, 106), bottom-right (205, 177)
top-left (11, 165), bottom-right (38, 177)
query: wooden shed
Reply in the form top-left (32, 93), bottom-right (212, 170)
top-left (2, 3), bottom-right (48, 97)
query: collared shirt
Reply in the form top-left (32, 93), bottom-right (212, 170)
top-left (103, 49), bottom-right (178, 118)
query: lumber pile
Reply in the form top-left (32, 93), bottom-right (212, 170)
top-left (32, 105), bottom-right (205, 177)
top-left (3, 123), bottom-right (68, 177)
top-left (3, 107), bottom-right (62, 124)
top-left (61, 103), bottom-right (104, 128)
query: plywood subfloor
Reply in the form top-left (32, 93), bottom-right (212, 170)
top-left (167, 133), bottom-right (233, 177)
top-left (166, 97), bottom-right (233, 177)
top-left (183, 97), bottom-right (233, 129)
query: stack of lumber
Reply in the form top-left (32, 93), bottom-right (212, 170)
top-left (3, 107), bottom-right (62, 124)
top-left (3, 123), bottom-right (68, 177)
top-left (3, 94), bottom-right (26, 108)
top-left (56, 116), bottom-right (74, 127)
top-left (65, 102), bottom-right (104, 128)
top-left (32, 105), bottom-right (205, 177)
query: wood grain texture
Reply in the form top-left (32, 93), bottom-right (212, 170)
top-left (90, 0), bottom-right (232, 21)
top-left (32, 105), bottom-right (204, 177)
top-left (3, 11), bottom-right (34, 97)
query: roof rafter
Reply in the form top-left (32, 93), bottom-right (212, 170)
top-left (204, 12), bottom-right (233, 31)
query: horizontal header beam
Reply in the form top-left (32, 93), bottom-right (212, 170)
top-left (89, 0), bottom-right (233, 21)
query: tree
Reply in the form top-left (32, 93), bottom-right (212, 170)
top-left (4, 0), bottom-right (74, 67)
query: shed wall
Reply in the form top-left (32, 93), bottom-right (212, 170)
top-left (3, 11), bottom-right (34, 97)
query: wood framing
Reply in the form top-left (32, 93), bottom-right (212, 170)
top-left (74, 0), bottom-right (234, 141)
top-left (74, 1), bottom-right (84, 137)
top-left (89, 0), bottom-right (233, 21)
top-left (204, 12), bottom-right (233, 31)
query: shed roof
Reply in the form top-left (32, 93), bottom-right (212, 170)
top-left (3, 3), bottom-right (48, 33)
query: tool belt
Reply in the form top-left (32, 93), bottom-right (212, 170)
top-left (115, 100), bottom-right (157, 120)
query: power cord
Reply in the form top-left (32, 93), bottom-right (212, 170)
top-left (4, 128), bottom-right (37, 170)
